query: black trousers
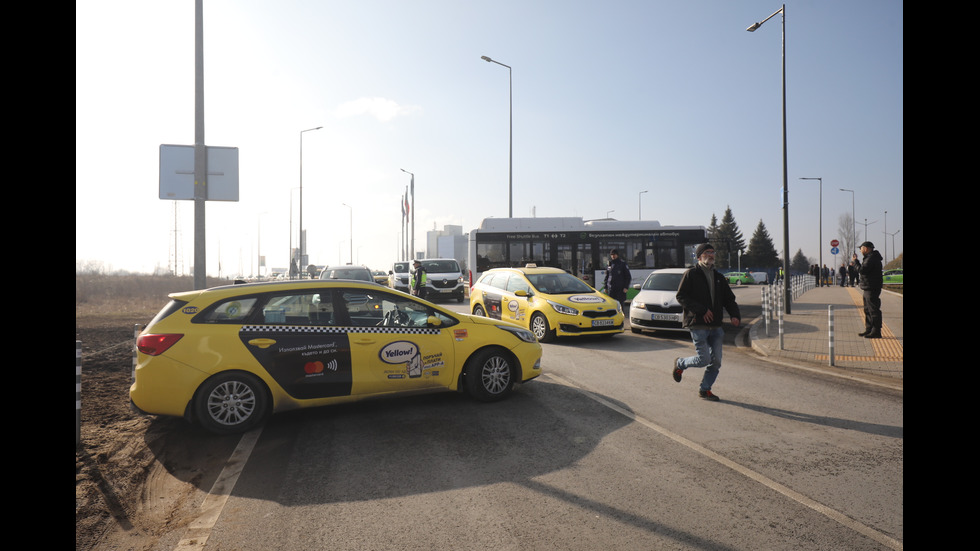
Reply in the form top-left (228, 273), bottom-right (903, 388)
top-left (862, 288), bottom-right (882, 333)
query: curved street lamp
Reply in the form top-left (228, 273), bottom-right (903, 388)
top-left (481, 55), bottom-right (513, 218)
top-left (299, 126), bottom-right (323, 275)
top-left (746, 4), bottom-right (791, 312)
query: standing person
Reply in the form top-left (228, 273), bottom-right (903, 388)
top-left (858, 241), bottom-right (884, 338)
top-left (289, 259), bottom-right (299, 280)
top-left (848, 253), bottom-right (860, 287)
top-left (838, 264), bottom-right (847, 287)
top-left (603, 249), bottom-right (632, 311)
top-left (672, 243), bottom-right (741, 402)
top-left (410, 259), bottom-right (427, 299)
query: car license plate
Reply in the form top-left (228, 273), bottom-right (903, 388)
top-left (592, 319), bottom-right (614, 327)
top-left (653, 313), bottom-right (677, 321)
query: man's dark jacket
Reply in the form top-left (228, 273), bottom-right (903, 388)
top-left (858, 250), bottom-right (883, 291)
top-left (676, 266), bottom-right (741, 328)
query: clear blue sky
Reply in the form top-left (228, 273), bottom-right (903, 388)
top-left (76, 0), bottom-right (903, 276)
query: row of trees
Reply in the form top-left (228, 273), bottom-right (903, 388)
top-left (704, 207), bottom-right (902, 274)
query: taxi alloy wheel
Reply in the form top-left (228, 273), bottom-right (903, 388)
top-left (473, 304), bottom-right (486, 317)
top-left (194, 372), bottom-right (269, 435)
top-left (530, 313), bottom-right (555, 343)
top-left (465, 348), bottom-right (514, 402)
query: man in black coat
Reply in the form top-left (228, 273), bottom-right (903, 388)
top-left (672, 243), bottom-right (741, 402)
top-left (603, 249), bottom-right (632, 311)
top-left (858, 241), bottom-right (884, 338)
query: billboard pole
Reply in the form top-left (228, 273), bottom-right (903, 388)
top-left (193, 0), bottom-right (207, 290)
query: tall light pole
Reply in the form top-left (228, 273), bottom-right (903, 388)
top-left (299, 126), bottom-right (322, 276)
top-left (638, 190), bottom-right (648, 220)
top-left (840, 188), bottom-right (855, 256)
top-left (342, 203), bottom-right (353, 264)
top-left (800, 177), bottom-right (822, 272)
top-left (885, 229), bottom-right (900, 264)
top-left (401, 169), bottom-right (415, 260)
top-left (481, 55), bottom-right (513, 218)
top-left (747, 4), bottom-right (790, 312)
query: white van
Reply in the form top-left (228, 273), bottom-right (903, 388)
top-left (388, 261), bottom-right (411, 293)
top-left (418, 258), bottom-right (465, 302)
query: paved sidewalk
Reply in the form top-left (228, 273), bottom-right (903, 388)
top-left (747, 285), bottom-right (903, 388)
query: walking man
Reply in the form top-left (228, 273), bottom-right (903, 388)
top-left (858, 241), bottom-right (883, 338)
top-left (673, 243), bottom-right (741, 401)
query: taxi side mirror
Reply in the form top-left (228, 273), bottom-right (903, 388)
top-left (514, 290), bottom-right (529, 297)
top-left (427, 315), bottom-right (443, 327)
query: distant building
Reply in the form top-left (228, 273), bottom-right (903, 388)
top-left (425, 224), bottom-right (469, 270)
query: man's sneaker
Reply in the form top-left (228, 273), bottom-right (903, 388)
top-left (672, 358), bottom-right (683, 383)
top-left (699, 389), bottom-right (720, 401)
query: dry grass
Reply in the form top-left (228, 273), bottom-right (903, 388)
top-left (76, 273), bottom-right (235, 321)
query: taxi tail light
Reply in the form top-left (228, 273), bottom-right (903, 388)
top-left (137, 334), bottom-right (184, 356)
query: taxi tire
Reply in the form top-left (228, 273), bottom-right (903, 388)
top-left (530, 313), bottom-right (555, 343)
top-left (193, 371), bottom-right (269, 435)
top-left (464, 348), bottom-right (514, 402)
top-left (472, 304), bottom-right (486, 317)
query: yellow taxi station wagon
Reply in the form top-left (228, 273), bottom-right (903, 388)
top-left (469, 265), bottom-right (624, 343)
top-left (131, 280), bottom-right (542, 434)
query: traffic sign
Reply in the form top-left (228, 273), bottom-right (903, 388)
top-left (830, 239), bottom-right (839, 247)
top-left (831, 247), bottom-right (839, 255)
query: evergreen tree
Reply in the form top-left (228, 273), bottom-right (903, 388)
top-left (706, 214), bottom-right (719, 247)
top-left (712, 206), bottom-right (745, 270)
top-left (743, 219), bottom-right (780, 269)
top-left (791, 249), bottom-right (810, 274)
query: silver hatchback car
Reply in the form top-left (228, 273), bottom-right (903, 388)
top-left (629, 268), bottom-right (688, 334)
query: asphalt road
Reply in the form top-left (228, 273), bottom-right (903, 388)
top-left (153, 288), bottom-right (902, 550)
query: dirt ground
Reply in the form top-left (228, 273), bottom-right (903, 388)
top-left (75, 286), bottom-right (226, 551)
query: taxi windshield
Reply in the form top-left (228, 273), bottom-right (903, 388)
top-left (526, 272), bottom-right (593, 294)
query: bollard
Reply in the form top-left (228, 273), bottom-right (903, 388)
top-left (76, 340), bottom-right (82, 445)
top-left (828, 305), bottom-right (835, 366)
top-left (778, 285), bottom-right (784, 350)
top-left (132, 324), bottom-right (141, 382)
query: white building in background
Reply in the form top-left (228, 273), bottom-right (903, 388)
top-left (425, 224), bottom-right (469, 269)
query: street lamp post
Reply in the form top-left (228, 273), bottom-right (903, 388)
top-left (400, 169), bottom-right (415, 260)
top-left (299, 126), bottom-right (323, 277)
top-left (800, 177), bottom-right (822, 274)
top-left (747, 4), bottom-right (791, 313)
top-left (839, 188), bottom-right (855, 256)
top-left (481, 55), bottom-right (513, 218)
top-left (638, 190), bottom-right (648, 220)
top-left (342, 203), bottom-right (353, 264)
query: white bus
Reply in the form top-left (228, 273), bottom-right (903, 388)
top-left (467, 217), bottom-right (707, 301)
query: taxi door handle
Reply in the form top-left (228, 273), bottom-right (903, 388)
top-left (247, 338), bottom-right (277, 349)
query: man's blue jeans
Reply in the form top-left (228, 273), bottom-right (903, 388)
top-left (677, 327), bottom-right (724, 392)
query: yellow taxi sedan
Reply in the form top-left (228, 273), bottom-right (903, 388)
top-left (131, 280), bottom-right (542, 434)
top-left (470, 265), bottom-right (624, 342)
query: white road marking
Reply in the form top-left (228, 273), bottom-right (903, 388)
top-left (544, 372), bottom-right (902, 551)
top-left (173, 426), bottom-right (263, 550)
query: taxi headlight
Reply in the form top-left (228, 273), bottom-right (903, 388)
top-left (496, 324), bottom-right (537, 343)
top-left (547, 300), bottom-right (579, 316)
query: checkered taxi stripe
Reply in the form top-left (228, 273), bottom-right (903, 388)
top-left (240, 325), bottom-right (439, 335)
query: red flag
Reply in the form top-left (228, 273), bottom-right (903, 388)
top-left (403, 193), bottom-right (410, 218)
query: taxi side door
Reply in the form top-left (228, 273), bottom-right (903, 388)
top-left (337, 287), bottom-right (458, 395)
